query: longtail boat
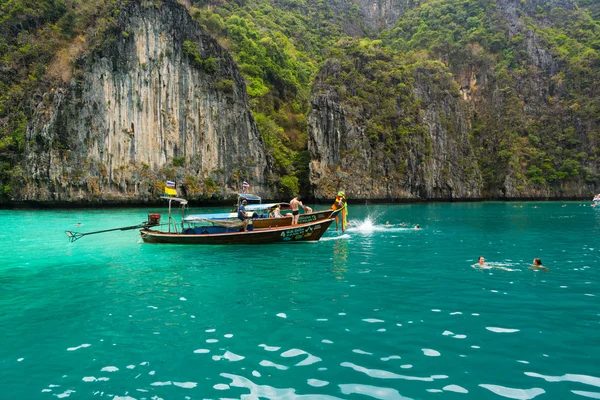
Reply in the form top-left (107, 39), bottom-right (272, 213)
top-left (65, 190), bottom-right (342, 245)
top-left (139, 197), bottom-right (338, 245)
top-left (140, 218), bottom-right (335, 244)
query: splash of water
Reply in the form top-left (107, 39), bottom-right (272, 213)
top-left (350, 216), bottom-right (377, 233)
top-left (346, 215), bottom-right (411, 234)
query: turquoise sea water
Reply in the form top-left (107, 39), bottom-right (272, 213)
top-left (1, 202), bottom-right (599, 399)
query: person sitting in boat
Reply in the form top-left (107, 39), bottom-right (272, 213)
top-left (290, 195), bottom-right (304, 225)
top-left (238, 199), bottom-right (250, 231)
top-left (304, 205), bottom-right (313, 214)
top-left (269, 205), bottom-right (282, 218)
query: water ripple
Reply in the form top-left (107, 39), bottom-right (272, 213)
top-left (525, 372), bottom-right (600, 388)
top-left (479, 384), bottom-right (545, 399)
top-left (341, 362), bottom-right (447, 381)
top-left (281, 349), bottom-right (322, 366)
top-left (339, 383), bottom-right (412, 400)
top-left (572, 390), bottom-right (600, 399)
top-left (486, 327), bottom-right (520, 333)
top-left (221, 373), bottom-right (341, 399)
top-left (259, 360), bottom-right (288, 370)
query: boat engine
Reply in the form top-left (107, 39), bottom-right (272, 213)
top-left (147, 213), bottom-right (161, 226)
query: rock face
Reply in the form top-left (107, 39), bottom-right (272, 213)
top-left (309, 0), bottom-right (599, 201)
top-left (19, 0), bottom-right (272, 204)
top-left (356, 0), bottom-right (417, 30)
top-left (309, 60), bottom-right (481, 201)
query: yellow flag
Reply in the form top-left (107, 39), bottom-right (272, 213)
top-left (164, 187), bottom-right (177, 196)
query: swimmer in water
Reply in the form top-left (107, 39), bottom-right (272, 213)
top-left (475, 256), bottom-right (491, 269)
top-left (529, 258), bottom-right (548, 272)
top-left (474, 256), bottom-right (513, 271)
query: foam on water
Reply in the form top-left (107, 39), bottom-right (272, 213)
top-left (422, 349), bottom-right (441, 357)
top-left (479, 384), bottom-right (545, 399)
top-left (214, 383), bottom-right (230, 390)
top-left (524, 372), bottom-right (600, 388)
top-left (259, 344), bottom-right (281, 352)
top-left (67, 344), bottom-right (91, 351)
top-left (173, 381), bottom-right (197, 388)
top-left (151, 381), bottom-right (172, 386)
top-left (223, 351), bottom-right (245, 362)
top-left (339, 383), bottom-right (412, 400)
top-left (320, 234), bottom-right (351, 241)
top-left (259, 360), bottom-right (288, 370)
top-left (572, 390), bottom-right (600, 399)
top-left (307, 379), bottom-right (329, 387)
top-left (341, 362), bottom-right (446, 382)
top-left (487, 327), bottom-right (520, 333)
top-left (221, 373), bottom-right (341, 399)
top-left (444, 384), bottom-right (468, 393)
top-left (281, 349), bottom-right (322, 366)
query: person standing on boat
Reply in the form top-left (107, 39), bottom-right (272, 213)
top-left (290, 195), bottom-right (304, 225)
top-left (238, 199), bottom-right (250, 231)
top-left (331, 191), bottom-right (348, 232)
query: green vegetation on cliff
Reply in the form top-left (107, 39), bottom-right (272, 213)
top-left (385, 0), bottom-right (600, 193)
top-left (0, 0), bottom-right (130, 199)
top-left (176, 0), bottom-right (600, 196)
top-left (188, 0), bottom-right (357, 196)
top-left (0, 0), bottom-right (598, 201)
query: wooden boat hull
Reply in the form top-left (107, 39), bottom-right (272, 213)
top-left (140, 218), bottom-right (335, 245)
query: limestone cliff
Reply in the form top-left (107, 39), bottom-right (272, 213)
top-left (17, 0), bottom-right (272, 204)
top-left (308, 0), bottom-right (599, 201)
top-left (309, 54), bottom-right (481, 201)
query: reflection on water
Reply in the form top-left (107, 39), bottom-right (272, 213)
top-left (332, 238), bottom-right (348, 279)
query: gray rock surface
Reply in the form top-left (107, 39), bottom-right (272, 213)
top-left (19, 0), bottom-right (272, 204)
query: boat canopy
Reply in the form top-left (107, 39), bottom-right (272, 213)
top-left (185, 212), bottom-right (238, 222)
top-left (244, 203), bottom-right (284, 211)
top-left (238, 193), bottom-right (261, 203)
